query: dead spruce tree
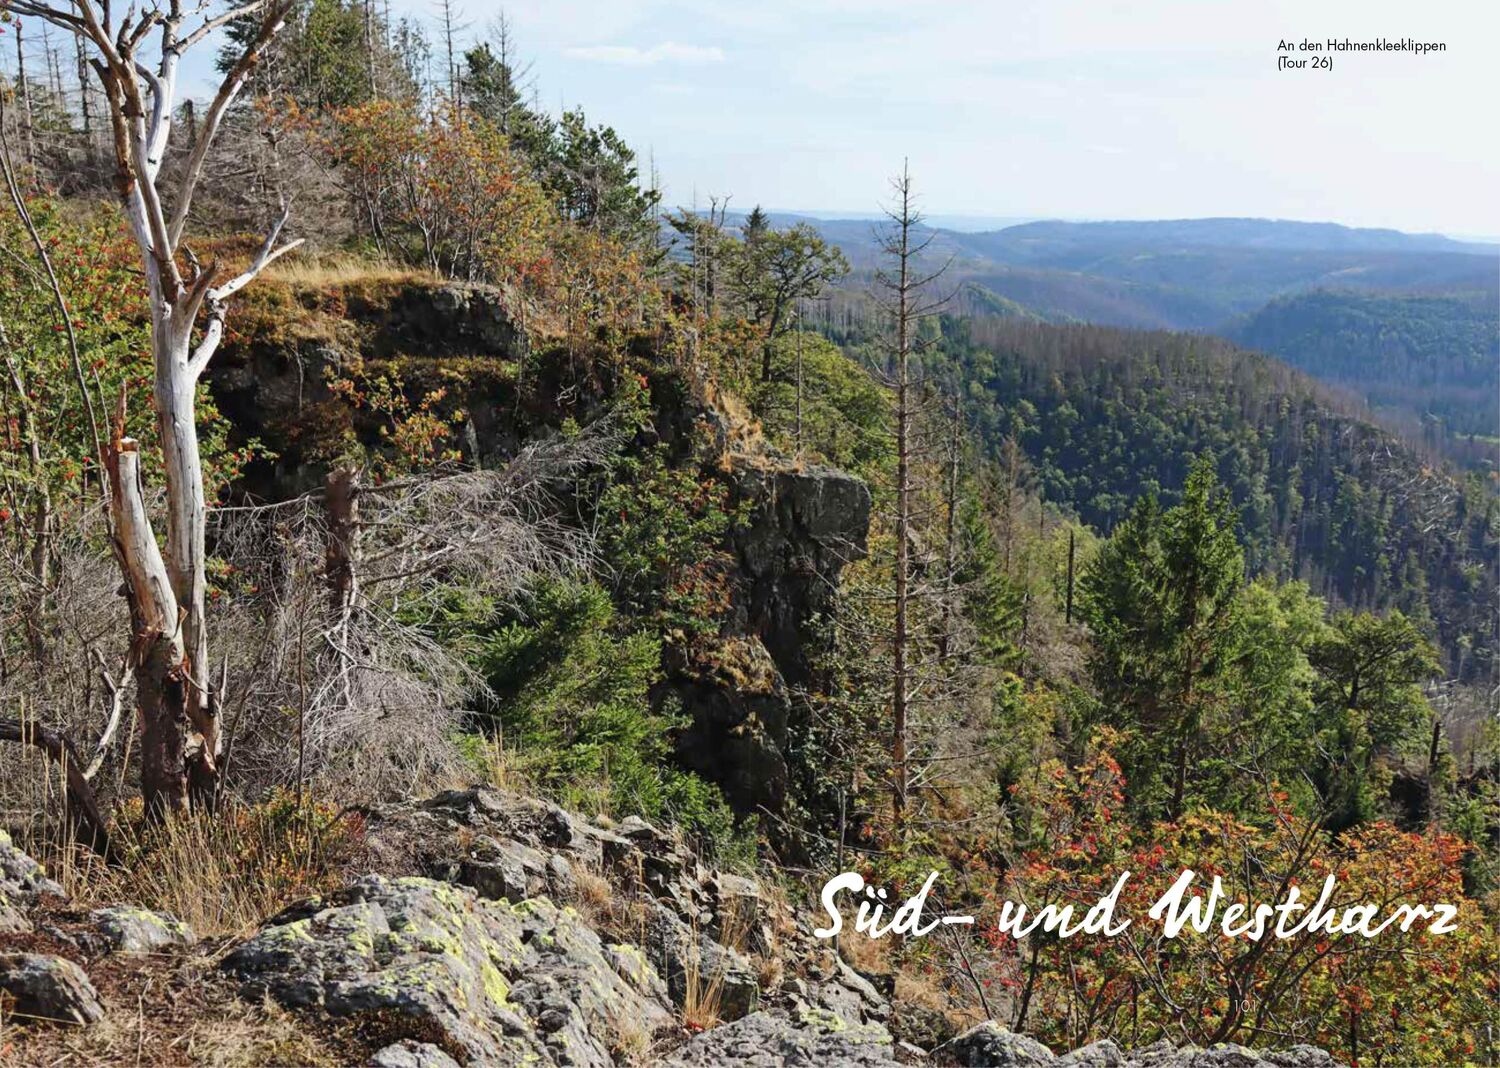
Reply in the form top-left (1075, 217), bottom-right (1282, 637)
top-left (2, 0), bottom-right (300, 814)
top-left (872, 162), bottom-right (950, 827)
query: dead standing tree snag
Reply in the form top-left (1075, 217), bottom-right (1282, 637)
top-left (2, 0), bottom-right (302, 813)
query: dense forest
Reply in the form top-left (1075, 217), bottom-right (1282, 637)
top-left (0, 1), bottom-right (1496, 1065)
top-left (1229, 289), bottom-right (1500, 460)
top-left (922, 318), bottom-right (1497, 681)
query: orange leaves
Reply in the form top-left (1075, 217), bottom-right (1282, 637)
top-left (327, 101), bottom-right (550, 286)
top-left (993, 739), bottom-right (1496, 1062)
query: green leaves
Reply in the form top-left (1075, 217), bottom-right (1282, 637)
top-left (465, 577), bottom-right (742, 858)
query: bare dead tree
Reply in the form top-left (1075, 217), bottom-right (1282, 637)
top-left (210, 426), bottom-right (617, 798)
top-left (13, 18), bottom-right (39, 186)
top-left (872, 161), bottom-right (949, 827)
top-left (436, 0), bottom-right (467, 113)
top-left (3, 0), bottom-right (302, 814)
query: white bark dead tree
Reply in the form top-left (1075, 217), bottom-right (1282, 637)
top-left (3, 0), bottom-right (301, 813)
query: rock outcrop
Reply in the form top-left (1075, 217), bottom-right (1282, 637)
top-left (938, 1023), bottom-right (1341, 1068)
top-left (224, 874), bottom-right (672, 1066)
top-left (0, 829), bottom-right (64, 932)
top-left (663, 1008), bottom-right (901, 1067)
top-left (670, 461), bottom-right (872, 817)
top-left (210, 278), bottom-right (873, 824)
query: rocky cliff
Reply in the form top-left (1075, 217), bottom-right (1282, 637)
top-left (2, 798), bottom-right (1340, 1066)
top-left (209, 279), bottom-right (872, 824)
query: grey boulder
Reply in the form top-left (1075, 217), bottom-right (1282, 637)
top-left (663, 1007), bottom-right (900, 1067)
top-left (90, 906), bottom-right (196, 954)
top-left (0, 952), bottom-right (105, 1025)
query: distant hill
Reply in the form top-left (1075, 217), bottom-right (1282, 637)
top-left (969, 218), bottom-right (1497, 256)
top-left (1226, 290), bottom-right (1500, 461)
top-left (763, 213), bottom-right (1499, 331)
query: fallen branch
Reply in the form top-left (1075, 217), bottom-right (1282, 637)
top-left (0, 716), bottom-right (115, 860)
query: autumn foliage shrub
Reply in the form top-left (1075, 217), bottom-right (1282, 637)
top-left (946, 740), bottom-right (1499, 1065)
top-left (326, 101), bottom-right (551, 285)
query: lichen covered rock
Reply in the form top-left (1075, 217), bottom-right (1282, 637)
top-left (0, 952), bottom-right (105, 1025)
top-left (89, 906), bottom-right (196, 954)
top-left (223, 874), bottom-right (671, 1066)
top-left (368, 1040), bottom-right (463, 1068)
top-left (662, 1007), bottom-right (900, 1067)
top-left (0, 829), bottom-right (64, 933)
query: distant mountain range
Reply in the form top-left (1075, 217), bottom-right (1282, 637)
top-left (726, 212), bottom-right (1500, 462)
top-left (746, 213), bottom-right (1498, 332)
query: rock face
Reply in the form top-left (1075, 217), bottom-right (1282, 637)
top-left (729, 463), bottom-right (873, 689)
top-left (208, 281), bottom-right (531, 496)
top-left (672, 462), bottom-right (872, 817)
top-left (938, 1024), bottom-right (1342, 1068)
top-left (224, 873), bottom-right (673, 1067)
top-left (0, 952), bottom-right (105, 1025)
top-left (663, 1008), bottom-right (901, 1067)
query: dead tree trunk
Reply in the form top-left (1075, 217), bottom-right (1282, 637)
top-left (874, 163), bottom-right (949, 830)
top-left (15, 21), bottom-right (38, 186)
top-left (325, 466), bottom-right (362, 619)
top-left (106, 438), bottom-right (191, 813)
top-left (890, 186), bottom-right (913, 828)
top-left (12, 0), bottom-right (301, 814)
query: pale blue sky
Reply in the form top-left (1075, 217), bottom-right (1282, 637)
top-left (141, 0), bottom-right (1500, 236)
top-left (443, 0), bottom-right (1498, 237)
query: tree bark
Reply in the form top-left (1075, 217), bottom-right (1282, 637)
top-left (106, 438), bottom-right (195, 815)
top-left (153, 328), bottom-right (219, 799)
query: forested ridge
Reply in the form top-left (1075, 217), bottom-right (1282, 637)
top-left (924, 317), bottom-right (1499, 681)
top-left (783, 213), bottom-right (1499, 330)
top-left (0, 0), bottom-right (1496, 1064)
top-left (1228, 289), bottom-right (1500, 461)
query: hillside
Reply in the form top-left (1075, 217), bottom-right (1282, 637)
top-left (930, 317), bottom-right (1499, 681)
top-left (1227, 289), bottom-right (1500, 459)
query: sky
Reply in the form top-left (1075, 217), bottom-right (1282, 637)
top-left (412, 0), bottom-right (1498, 237)
top-left (154, 0), bottom-right (1498, 236)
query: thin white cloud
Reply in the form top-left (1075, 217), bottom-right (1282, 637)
top-left (565, 41), bottom-right (725, 66)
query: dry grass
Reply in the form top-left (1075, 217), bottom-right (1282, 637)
top-left (68, 796), bottom-right (362, 938)
top-left (606, 1005), bottom-right (652, 1064)
top-left (470, 734), bottom-right (536, 798)
top-left (0, 930), bottom-right (368, 1068)
top-left (563, 854), bottom-right (651, 947)
top-left (837, 928), bottom-right (893, 978)
top-left (264, 251), bottom-right (437, 288)
top-left (680, 939), bottom-right (726, 1032)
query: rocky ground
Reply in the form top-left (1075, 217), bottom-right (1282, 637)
top-left (2, 789), bottom-right (1341, 1066)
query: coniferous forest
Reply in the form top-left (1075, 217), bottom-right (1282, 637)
top-left (0, 2), bottom-right (1495, 1066)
